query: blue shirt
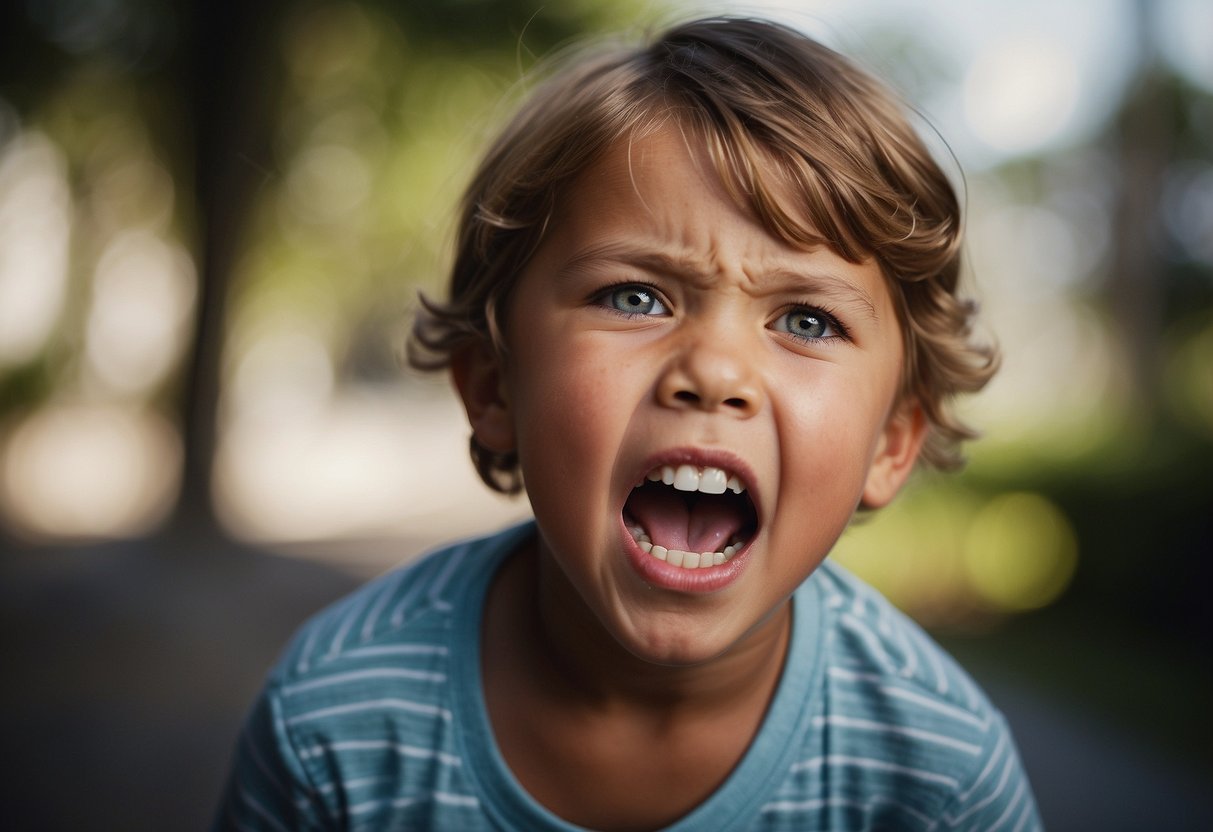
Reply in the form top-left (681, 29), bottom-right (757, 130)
top-left (214, 522), bottom-right (1042, 830)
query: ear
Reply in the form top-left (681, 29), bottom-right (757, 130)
top-left (861, 400), bottom-right (928, 509)
top-left (450, 342), bottom-right (515, 454)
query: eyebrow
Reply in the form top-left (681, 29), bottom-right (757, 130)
top-left (558, 244), bottom-right (702, 282)
top-left (761, 266), bottom-right (879, 321)
top-left (558, 243), bottom-right (879, 321)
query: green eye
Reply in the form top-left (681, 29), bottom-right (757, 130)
top-left (605, 285), bottom-right (668, 316)
top-left (775, 308), bottom-right (836, 340)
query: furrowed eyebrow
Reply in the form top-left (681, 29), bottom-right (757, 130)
top-left (763, 267), bottom-right (879, 322)
top-left (558, 243), bottom-right (880, 322)
top-left (556, 244), bottom-right (702, 282)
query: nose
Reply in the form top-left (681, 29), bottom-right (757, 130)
top-left (655, 333), bottom-right (764, 417)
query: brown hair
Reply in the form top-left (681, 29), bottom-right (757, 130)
top-left (409, 16), bottom-right (998, 494)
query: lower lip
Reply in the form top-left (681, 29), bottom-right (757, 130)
top-left (620, 517), bottom-right (752, 594)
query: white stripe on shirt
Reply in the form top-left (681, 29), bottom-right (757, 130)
top-left (298, 739), bottom-right (462, 768)
top-left (281, 667), bottom-right (446, 697)
top-left (286, 698), bottom-right (451, 726)
top-left (790, 755), bottom-right (960, 789)
top-left (762, 796), bottom-right (934, 827)
top-left (812, 715), bottom-right (983, 755)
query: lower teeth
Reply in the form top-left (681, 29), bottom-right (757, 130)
top-left (628, 527), bottom-right (741, 569)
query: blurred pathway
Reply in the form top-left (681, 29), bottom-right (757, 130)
top-left (976, 671), bottom-right (1213, 830)
top-left (0, 530), bottom-right (368, 829)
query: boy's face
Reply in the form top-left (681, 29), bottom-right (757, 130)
top-left (457, 127), bottom-right (925, 666)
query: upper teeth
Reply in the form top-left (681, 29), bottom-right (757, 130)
top-left (644, 464), bottom-right (745, 495)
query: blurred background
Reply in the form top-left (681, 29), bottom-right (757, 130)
top-left (0, 0), bottom-right (1209, 828)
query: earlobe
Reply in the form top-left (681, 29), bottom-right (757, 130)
top-left (451, 343), bottom-right (515, 454)
top-left (861, 401), bottom-right (928, 509)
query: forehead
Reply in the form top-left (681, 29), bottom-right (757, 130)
top-left (544, 129), bottom-right (758, 266)
top-left (532, 127), bottom-right (894, 315)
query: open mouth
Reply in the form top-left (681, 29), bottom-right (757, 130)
top-left (623, 464), bottom-right (758, 570)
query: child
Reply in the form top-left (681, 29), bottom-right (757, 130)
top-left (215, 17), bottom-right (1041, 831)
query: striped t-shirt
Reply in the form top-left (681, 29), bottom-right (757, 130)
top-left (214, 521), bottom-right (1041, 831)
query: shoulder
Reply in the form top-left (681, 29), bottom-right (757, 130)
top-left (812, 559), bottom-right (989, 717)
top-left (225, 524), bottom-right (531, 827)
top-left (271, 522), bottom-right (530, 684)
top-left (787, 561), bottom-right (1041, 829)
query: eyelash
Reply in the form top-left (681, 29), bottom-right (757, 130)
top-left (589, 282), bottom-right (851, 342)
top-left (773, 303), bottom-right (850, 343)
top-left (590, 281), bottom-right (670, 318)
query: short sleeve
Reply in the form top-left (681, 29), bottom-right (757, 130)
top-left (211, 683), bottom-right (329, 831)
top-left (933, 712), bottom-right (1043, 832)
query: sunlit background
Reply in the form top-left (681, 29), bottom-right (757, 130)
top-left (1, 0), bottom-right (1210, 828)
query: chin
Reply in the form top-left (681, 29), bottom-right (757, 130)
top-left (614, 616), bottom-right (739, 667)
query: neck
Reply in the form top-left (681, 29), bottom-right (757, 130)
top-left (481, 534), bottom-right (795, 831)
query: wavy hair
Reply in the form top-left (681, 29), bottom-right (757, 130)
top-left (409, 17), bottom-right (998, 493)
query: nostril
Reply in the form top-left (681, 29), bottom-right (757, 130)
top-left (723, 397), bottom-right (748, 409)
top-left (674, 390), bottom-right (700, 404)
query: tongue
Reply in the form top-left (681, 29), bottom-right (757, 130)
top-left (627, 488), bottom-right (746, 554)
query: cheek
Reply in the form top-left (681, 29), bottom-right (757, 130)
top-left (509, 338), bottom-right (627, 487)
top-left (777, 376), bottom-right (888, 489)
